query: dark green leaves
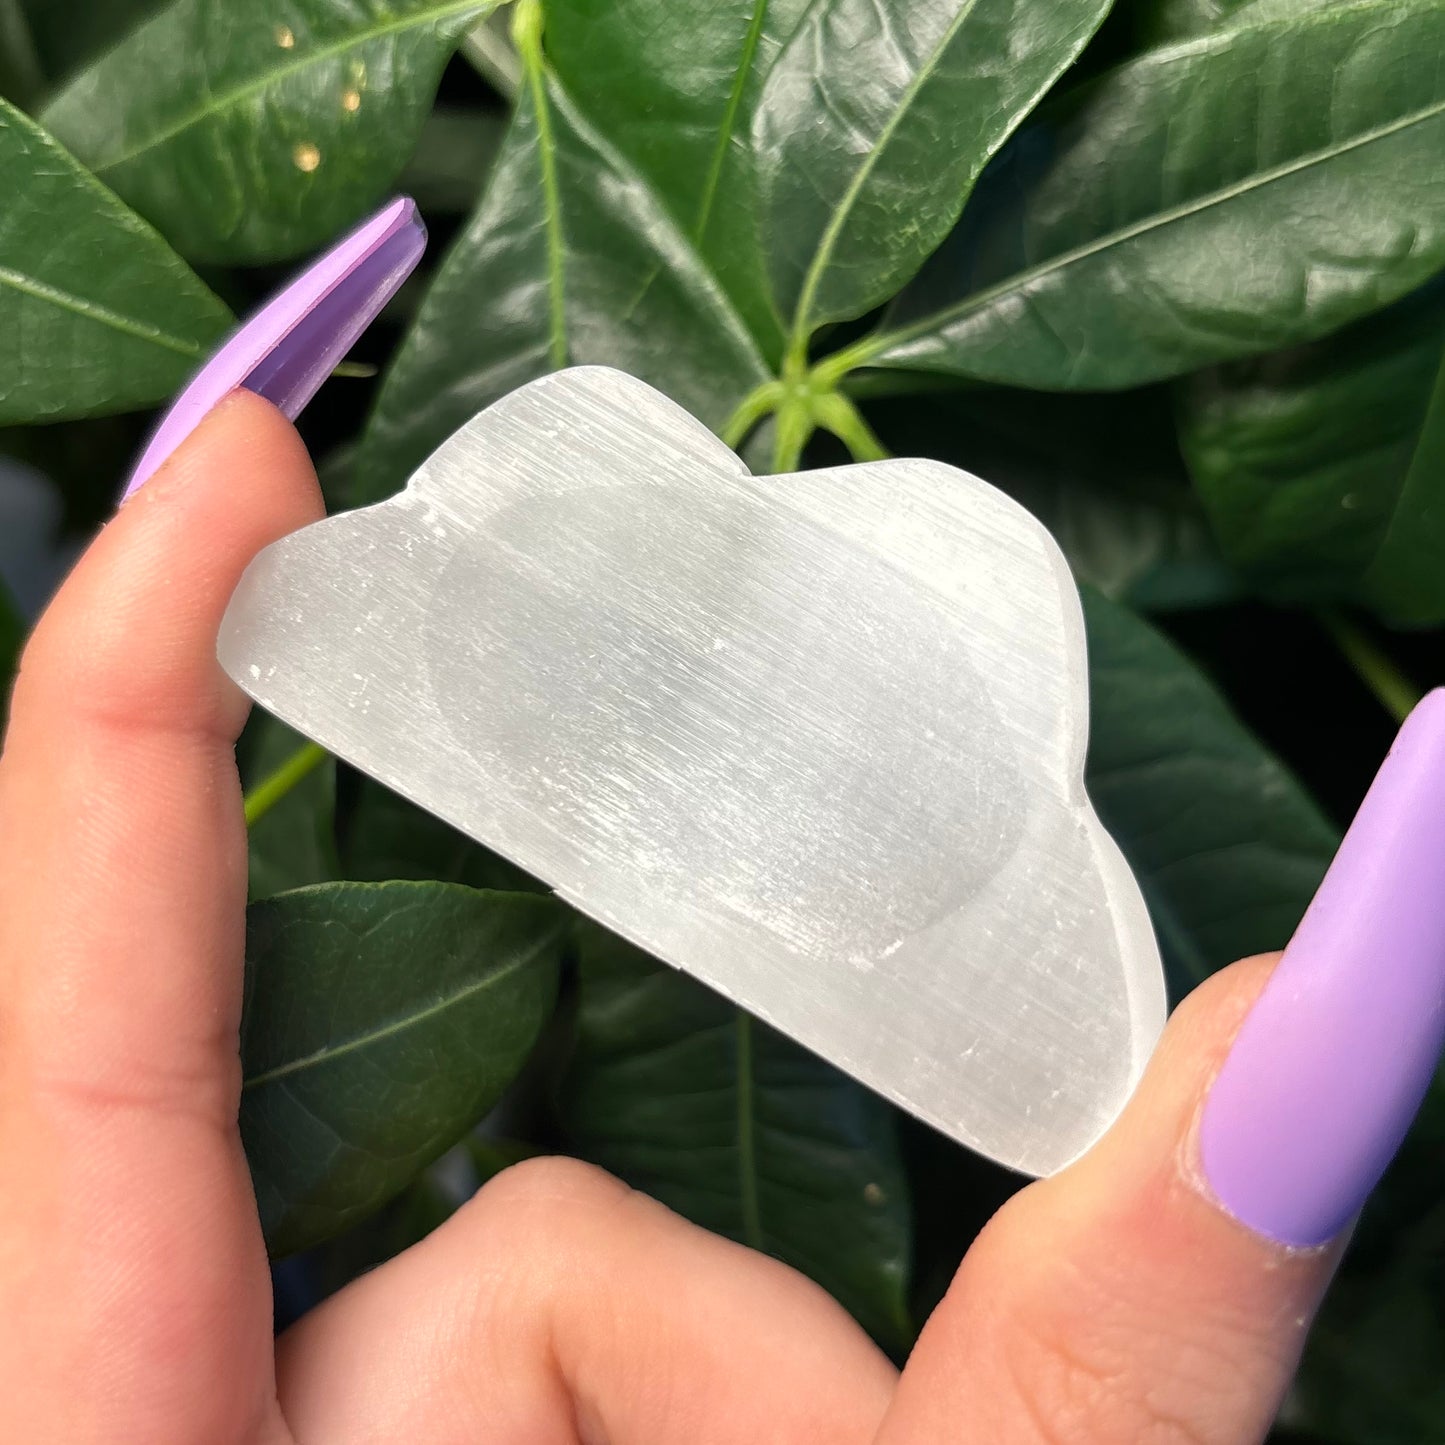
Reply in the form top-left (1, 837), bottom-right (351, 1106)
top-left (0, 98), bottom-right (231, 423)
top-left (241, 881), bottom-right (564, 1255)
top-left (1083, 589), bottom-right (1338, 996)
top-left (862, 0), bottom-right (1445, 389)
top-left (42, 0), bottom-right (494, 264)
top-left (356, 52), bottom-right (771, 505)
top-left (560, 924), bottom-right (912, 1349)
top-left (754, 0), bottom-right (1113, 348)
top-left (545, 0), bottom-right (813, 357)
top-left (1178, 282), bottom-right (1445, 626)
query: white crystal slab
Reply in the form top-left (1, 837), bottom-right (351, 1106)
top-left (219, 366), bottom-right (1166, 1176)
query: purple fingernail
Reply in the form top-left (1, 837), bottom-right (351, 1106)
top-left (120, 196), bottom-right (427, 501)
top-left (1199, 688), bottom-right (1445, 1247)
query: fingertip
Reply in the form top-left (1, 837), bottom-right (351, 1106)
top-left (115, 387), bottom-right (320, 521)
top-left (14, 389), bottom-right (323, 743)
top-left (876, 953), bottom-right (1332, 1444)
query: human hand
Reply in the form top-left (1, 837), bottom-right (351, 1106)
top-left (2, 391), bottom-right (1443, 1445)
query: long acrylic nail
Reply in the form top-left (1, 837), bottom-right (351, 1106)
top-left (120, 196), bottom-right (427, 501)
top-left (1199, 688), bottom-right (1445, 1246)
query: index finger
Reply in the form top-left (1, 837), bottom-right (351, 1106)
top-left (0, 390), bottom-right (322, 1111)
top-left (0, 392), bottom-right (322, 1444)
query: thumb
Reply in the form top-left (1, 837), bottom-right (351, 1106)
top-left (879, 688), bottom-right (1445, 1444)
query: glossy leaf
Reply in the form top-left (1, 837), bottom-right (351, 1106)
top-left (0, 98), bottom-right (231, 423)
top-left (355, 62), bottom-right (771, 505)
top-left (864, 0), bottom-right (1445, 390)
top-left (753, 0), bottom-right (1112, 347)
top-left (559, 922), bottom-right (912, 1350)
top-left (544, 0), bottom-right (814, 358)
top-left (1082, 588), bottom-right (1338, 997)
top-left (42, 0), bottom-right (495, 264)
top-left (240, 712), bottom-right (338, 900)
top-left (1178, 281), bottom-right (1445, 626)
top-left (241, 880), bottom-right (564, 1255)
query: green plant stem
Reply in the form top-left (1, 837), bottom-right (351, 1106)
top-left (244, 742), bottom-right (330, 827)
top-left (1320, 610), bottom-right (1424, 724)
top-left (720, 379), bottom-right (785, 449)
top-left (770, 396), bottom-right (814, 473)
top-left (812, 391), bottom-right (889, 462)
top-left (514, 0), bottom-right (567, 369)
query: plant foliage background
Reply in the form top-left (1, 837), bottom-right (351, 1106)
top-left (2, 0), bottom-right (1443, 1437)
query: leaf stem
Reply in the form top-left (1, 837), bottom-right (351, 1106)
top-left (514, 0), bottom-right (567, 369)
top-left (244, 741), bottom-right (330, 827)
top-left (693, 0), bottom-right (768, 246)
top-left (720, 380), bottom-right (785, 449)
top-left (770, 396), bottom-right (814, 474)
top-left (813, 391), bottom-right (889, 462)
top-left (1320, 610), bottom-right (1424, 724)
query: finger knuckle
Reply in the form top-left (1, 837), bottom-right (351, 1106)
top-left (463, 1155), bottom-right (637, 1258)
top-left (999, 1260), bottom-right (1222, 1445)
top-left (476, 1154), bottom-right (632, 1215)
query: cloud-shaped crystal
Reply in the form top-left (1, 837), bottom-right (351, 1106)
top-left (219, 366), bottom-right (1166, 1176)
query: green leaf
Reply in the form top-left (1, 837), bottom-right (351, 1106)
top-left (355, 55), bottom-right (771, 506)
top-left (0, 97), bottom-right (231, 423)
top-left (239, 713), bottom-right (338, 900)
top-left (544, 0), bottom-right (814, 359)
top-left (753, 0), bottom-right (1112, 351)
top-left (1082, 588), bottom-right (1338, 997)
top-left (858, 0), bottom-right (1445, 390)
top-left (339, 775), bottom-right (545, 894)
top-left (1177, 280), bottom-right (1445, 627)
top-left (42, 0), bottom-right (495, 264)
top-left (559, 922), bottom-right (913, 1350)
top-left (241, 880), bottom-right (565, 1256)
